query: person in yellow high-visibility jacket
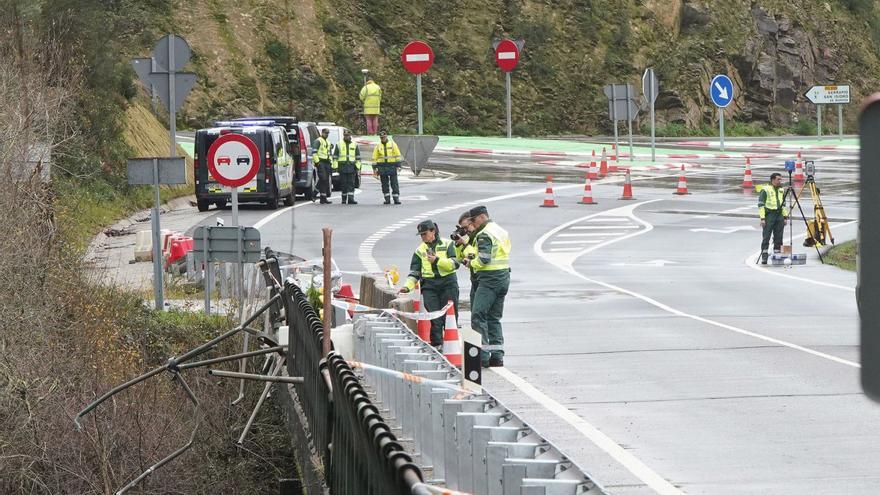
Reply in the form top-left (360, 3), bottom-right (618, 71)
top-left (359, 79), bottom-right (382, 135)
top-left (311, 128), bottom-right (333, 204)
top-left (372, 131), bottom-right (402, 204)
top-left (757, 172), bottom-right (789, 264)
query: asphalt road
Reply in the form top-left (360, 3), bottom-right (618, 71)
top-left (184, 141), bottom-right (870, 494)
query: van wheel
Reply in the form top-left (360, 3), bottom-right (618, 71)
top-left (197, 199), bottom-right (209, 212)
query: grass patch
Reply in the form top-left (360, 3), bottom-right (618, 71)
top-left (825, 240), bottom-right (857, 271)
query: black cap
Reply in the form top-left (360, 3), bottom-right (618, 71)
top-left (468, 205), bottom-right (488, 218)
top-left (416, 220), bottom-right (436, 235)
top-left (379, 130), bottom-right (388, 137)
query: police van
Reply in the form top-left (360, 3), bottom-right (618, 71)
top-left (194, 124), bottom-right (294, 211)
top-left (223, 116), bottom-right (319, 200)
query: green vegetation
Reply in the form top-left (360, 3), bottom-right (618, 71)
top-left (825, 240), bottom-right (857, 272)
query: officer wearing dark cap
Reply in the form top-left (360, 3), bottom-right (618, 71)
top-left (371, 130), bottom-right (403, 204)
top-left (460, 205), bottom-right (510, 367)
top-left (400, 220), bottom-right (460, 348)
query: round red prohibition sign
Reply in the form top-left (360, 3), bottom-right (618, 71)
top-left (495, 39), bottom-right (520, 72)
top-left (207, 133), bottom-right (261, 188)
top-left (401, 40), bottom-right (435, 75)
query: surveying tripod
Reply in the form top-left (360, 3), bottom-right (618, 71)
top-left (781, 163), bottom-right (833, 263)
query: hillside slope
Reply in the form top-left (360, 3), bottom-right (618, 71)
top-left (143, 0), bottom-right (879, 136)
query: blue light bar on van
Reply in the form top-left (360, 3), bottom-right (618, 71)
top-left (214, 120), bottom-right (275, 127)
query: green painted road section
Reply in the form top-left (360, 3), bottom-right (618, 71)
top-left (178, 141), bottom-right (194, 158)
top-left (357, 134), bottom-right (859, 159)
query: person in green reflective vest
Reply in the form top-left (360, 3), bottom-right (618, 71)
top-left (460, 205), bottom-right (510, 368)
top-left (757, 172), bottom-right (789, 265)
top-left (332, 130), bottom-right (361, 205)
top-left (399, 220), bottom-right (460, 348)
top-left (359, 79), bottom-right (382, 135)
top-left (372, 130), bottom-right (402, 204)
top-left (311, 127), bottom-right (333, 204)
top-left (453, 210), bottom-right (479, 308)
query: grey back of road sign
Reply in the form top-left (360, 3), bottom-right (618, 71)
top-left (192, 226), bottom-right (262, 263)
top-left (642, 69), bottom-right (659, 104)
top-left (127, 157), bottom-right (187, 185)
top-left (153, 34), bottom-right (191, 72)
top-left (393, 135), bottom-right (439, 176)
top-left (603, 84), bottom-right (639, 121)
top-left (148, 72), bottom-right (197, 112)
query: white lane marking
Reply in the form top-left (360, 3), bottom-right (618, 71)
top-left (558, 232), bottom-right (632, 238)
top-left (547, 247), bottom-right (586, 252)
top-left (744, 220), bottom-right (857, 292)
top-left (571, 225), bottom-right (641, 230)
top-left (254, 201), bottom-right (312, 229)
top-left (491, 367), bottom-right (685, 495)
top-left (359, 182), bottom-right (589, 272)
top-left (534, 205), bottom-right (859, 369)
top-left (587, 217), bottom-right (633, 222)
top-left (550, 240), bottom-right (603, 245)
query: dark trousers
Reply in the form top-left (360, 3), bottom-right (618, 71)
top-left (471, 270), bottom-right (509, 363)
top-left (340, 172), bottom-right (357, 201)
top-left (380, 171), bottom-right (400, 200)
top-left (761, 211), bottom-right (786, 252)
top-left (422, 278), bottom-right (459, 346)
top-left (316, 161), bottom-right (332, 198)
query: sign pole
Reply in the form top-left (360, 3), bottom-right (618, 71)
top-left (650, 77), bottom-right (656, 162)
top-left (625, 83), bottom-right (633, 162)
top-left (839, 104), bottom-right (844, 141)
top-left (506, 72), bottom-right (512, 139)
top-left (719, 108), bottom-right (725, 152)
top-left (168, 35), bottom-right (177, 157)
top-left (611, 84), bottom-right (619, 159)
top-left (416, 74), bottom-right (423, 135)
top-left (204, 226), bottom-right (211, 315)
top-left (151, 158), bottom-right (164, 310)
top-left (817, 104), bottom-right (822, 140)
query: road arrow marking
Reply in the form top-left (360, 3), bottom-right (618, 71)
top-left (690, 225), bottom-right (756, 234)
top-left (714, 82), bottom-right (729, 100)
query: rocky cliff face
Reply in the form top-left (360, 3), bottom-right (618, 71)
top-left (150, 0), bottom-right (879, 135)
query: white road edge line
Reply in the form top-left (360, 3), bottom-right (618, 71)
top-left (533, 203), bottom-right (859, 370)
top-left (491, 367), bottom-right (684, 495)
top-left (254, 201), bottom-right (312, 229)
top-left (743, 220), bottom-right (857, 292)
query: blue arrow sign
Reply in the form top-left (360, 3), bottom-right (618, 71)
top-left (710, 74), bottom-right (733, 108)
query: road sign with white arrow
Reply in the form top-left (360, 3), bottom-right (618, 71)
top-left (710, 75), bottom-right (733, 108)
top-left (805, 85), bottom-right (850, 104)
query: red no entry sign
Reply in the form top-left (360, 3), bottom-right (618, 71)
top-left (207, 133), bottom-right (261, 188)
top-left (495, 39), bottom-right (520, 72)
top-left (401, 41), bottom-right (434, 75)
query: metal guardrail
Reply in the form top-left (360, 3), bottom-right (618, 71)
top-left (355, 314), bottom-right (605, 495)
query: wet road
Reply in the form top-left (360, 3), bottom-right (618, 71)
top-left (187, 139), bottom-right (868, 494)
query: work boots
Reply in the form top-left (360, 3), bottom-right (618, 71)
top-left (348, 194), bottom-right (358, 205)
top-left (383, 195), bottom-right (391, 205)
top-left (341, 195), bottom-right (347, 204)
top-left (761, 251), bottom-right (769, 265)
top-left (320, 196), bottom-right (331, 204)
top-left (393, 196), bottom-right (401, 205)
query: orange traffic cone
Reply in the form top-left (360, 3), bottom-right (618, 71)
top-left (579, 174), bottom-right (597, 204)
top-left (611, 143), bottom-right (618, 161)
top-left (588, 150), bottom-right (599, 180)
top-left (540, 175), bottom-right (559, 207)
top-left (619, 169), bottom-right (635, 200)
top-left (797, 149), bottom-right (802, 160)
top-left (599, 148), bottom-right (609, 178)
top-left (793, 159), bottom-right (805, 182)
top-left (674, 164), bottom-right (690, 195)
top-left (442, 301), bottom-right (462, 367)
top-left (416, 289), bottom-right (431, 343)
top-left (742, 158), bottom-right (754, 188)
